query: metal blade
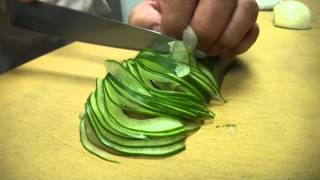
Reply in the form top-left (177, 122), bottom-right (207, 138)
top-left (5, 0), bottom-right (175, 52)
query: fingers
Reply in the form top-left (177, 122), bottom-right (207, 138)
top-left (129, 0), bottom-right (161, 30)
top-left (208, 0), bottom-right (259, 55)
top-left (191, 0), bottom-right (237, 51)
top-left (132, 0), bottom-right (260, 56)
top-left (223, 23), bottom-right (260, 55)
top-left (159, 0), bottom-right (198, 38)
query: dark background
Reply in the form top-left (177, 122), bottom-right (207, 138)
top-left (0, 0), bottom-right (122, 74)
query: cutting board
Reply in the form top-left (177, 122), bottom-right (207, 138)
top-left (1, 1), bottom-right (319, 179)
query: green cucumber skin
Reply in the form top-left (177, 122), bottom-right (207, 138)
top-left (135, 59), bottom-right (206, 102)
top-left (104, 92), bottom-right (186, 133)
top-left (130, 59), bottom-right (202, 103)
top-left (197, 57), bottom-right (235, 89)
top-left (83, 112), bottom-right (187, 156)
top-left (89, 92), bottom-right (147, 140)
top-left (80, 38), bottom-right (235, 160)
top-left (98, 79), bottom-right (189, 138)
top-left (105, 60), bottom-right (206, 116)
top-left (103, 77), bottom-right (163, 117)
top-left (84, 108), bottom-right (187, 148)
top-left (103, 78), bottom-right (193, 138)
top-left (79, 117), bottom-right (119, 163)
top-left (97, 78), bottom-right (185, 134)
top-left (108, 75), bottom-right (207, 120)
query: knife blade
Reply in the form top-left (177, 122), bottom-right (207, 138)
top-left (5, 0), bottom-right (175, 52)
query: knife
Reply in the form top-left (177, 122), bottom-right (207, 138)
top-left (5, 0), bottom-right (175, 52)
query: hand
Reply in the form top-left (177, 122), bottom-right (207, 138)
top-left (129, 1), bottom-right (161, 31)
top-left (129, 0), bottom-right (259, 56)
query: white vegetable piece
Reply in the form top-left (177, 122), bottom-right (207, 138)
top-left (256, 0), bottom-right (280, 10)
top-left (273, 0), bottom-right (312, 30)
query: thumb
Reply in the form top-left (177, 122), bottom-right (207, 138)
top-left (129, 0), bottom-right (161, 31)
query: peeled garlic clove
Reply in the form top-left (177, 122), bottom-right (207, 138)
top-left (256, 0), bottom-right (280, 10)
top-left (273, 0), bottom-right (312, 30)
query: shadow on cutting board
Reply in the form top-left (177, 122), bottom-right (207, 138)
top-left (221, 57), bottom-right (251, 95)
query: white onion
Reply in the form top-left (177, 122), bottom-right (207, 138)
top-left (273, 0), bottom-right (312, 30)
top-left (256, 0), bottom-right (280, 10)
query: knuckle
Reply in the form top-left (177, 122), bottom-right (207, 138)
top-left (226, 0), bottom-right (238, 7)
top-left (193, 21), bottom-right (214, 40)
top-left (254, 23), bottom-right (260, 34)
top-left (239, 0), bottom-right (259, 15)
top-left (218, 38), bottom-right (239, 50)
top-left (191, 22), bottom-right (218, 49)
top-left (238, 47), bottom-right (249, 54)
top-left (231, 45), bottom-right (248, 55)
top-left (249, 23), bottom-right (260, 41)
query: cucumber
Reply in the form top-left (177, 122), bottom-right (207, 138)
top-left (104, 61), bottom-right (203, 119)
top-left (103, 77), bottom-right (161, 117)
top-left (124, 59), bottom-right (140, 78)
top-left (108, 75), bottom-right (202, 119)
top-left (105, 60), bottom-right (150, 96)
top-left (98, 79), bottom-right (185, 133)
top-left (80, 116), bottom-right (118, 163)
top-left (80, 33), bottom-right (235, 161)
top-left (136, 58), bottom-right (206, 101)
top-left (86, 94), bottom-right (132, 139)
top-left (84, 111), bottom-right (186, 156)
top-left (197, 56), bottom-right (234, 89)
top-left (167, 41), bottom-right (191, 65)
top-left (106, 61), bottom-right (206, 118)
top-left (84, 107), bottom-right (186, 147)
top-left (137, 54), bottom-right (190, 78)
top-left (89, 91), bottom-right (148, 140)
top-left (196, 63), bottom-right (226, 102)
top-left (135, 60), bottom-right (203, 103)
top-left (99, 79), bottom-right (193, 137)
top-left (188, 70), bottom-right (221, 102)
top-left (133, 61), bottom-right (213, 119)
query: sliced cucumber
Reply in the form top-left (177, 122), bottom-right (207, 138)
top-left (197, 57), bottom-right (234, 89)
top-left (106, 87), bottom-right (184, 133)
top-left (103, 77), bottom-right (161, 117)
top-left (80, 35), bottom-right (235, 161)
top-left (105, 60), bottom-right (150, 96)
top-left (136, 58), bottom-right (206, 101)
top-left (84, 108), bottom-right (186, 148)
top-left (108, 75), bottom-right (201, 120)
top-left (84, 111), bottom-right (186, 156)
top-left (135, 60), bottom-right (203, 103)
top-left (79, 116), bottom-right (118, 163)
top-left (98, 79), bottom-right (184, 133)
top-left (137, 54), bottom-right (190, 78)
top-left (167, 41), bottom-right (190, 65)
top-left (196, 63), bottom-right (225, 101)
top-left (89, 91), bottom-right (147, 140)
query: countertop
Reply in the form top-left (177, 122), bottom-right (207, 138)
top-left (0, 0), bottom-right (319, 179)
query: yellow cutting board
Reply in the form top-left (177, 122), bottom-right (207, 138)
top-left (1, 1), bottom-right (319, 179)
